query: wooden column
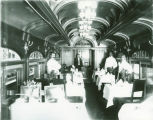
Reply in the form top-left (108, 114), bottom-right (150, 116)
top-left (23, 54), bottom-right (29, 81)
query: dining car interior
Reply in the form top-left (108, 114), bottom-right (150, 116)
top-left (1, 0), bottom-right (153, 120)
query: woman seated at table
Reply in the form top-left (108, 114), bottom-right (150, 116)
top-left (117, 54), bottom-right (132, 83)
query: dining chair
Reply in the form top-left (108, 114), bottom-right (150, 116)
top-left (131, 79), bottom-right (146, 102)
top-left (20, 86), bottom-right (33, 98)
top-left (31, 85), bottom-right (41, 101)
top-left (113, 79), bottom-right (146, 112)
top-left (44, 85), bottom-right (65, 103)
top-left (20, 85), bottom-right (41, 102)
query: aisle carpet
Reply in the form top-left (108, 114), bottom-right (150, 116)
top-left (84, 82), bottom-right (118, 120)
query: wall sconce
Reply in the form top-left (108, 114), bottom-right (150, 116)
top-left (23, 33), bottom-right (33, 54)
top-left (24, 40), bottom-right (33, 54)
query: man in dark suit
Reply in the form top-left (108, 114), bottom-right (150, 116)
top-left (74, 53), bottom-right (83, 71)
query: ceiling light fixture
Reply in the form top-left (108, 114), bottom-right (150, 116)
top-left (78, 0), bottom-right (97, 39)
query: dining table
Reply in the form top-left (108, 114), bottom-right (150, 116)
top-left (10, 99), bottom-right (90, 120)
top-left (66, 71), bottom-right (86, 103)
top-left (97, 73), bottom-right (115, 91)
top-left (10, 77), bottom-right (89, 120)
top-left (118, 95), bottom-right (153, 120)
top-left (103, 80), bottom-right (142, 108)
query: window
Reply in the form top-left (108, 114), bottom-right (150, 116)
top-left (0, 48), bottom-right (21, 61)
top-left (29, 51), bottom-right (43, 59)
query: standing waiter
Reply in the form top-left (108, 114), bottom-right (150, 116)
top-left (74, 53), bottom-right (83, 71)
top-left (104, 51), bottom-right (117, 74)
top-left (47, 53), bottom-right (61, 79)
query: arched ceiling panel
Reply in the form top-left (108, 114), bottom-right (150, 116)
top-left (108, 35), bottom-right (126, 44)
top-left (49, 0), bottom-right (153, 46)
top-left (1, 0), bottom-right (153, 55)
top-left (1, 1), bottom-right (40, 30)
top-left (57, 3), bottom-right (78, 24)
top-left (56, 40), bottom-right (69, 47)
top-left (65, 22), bottom-right (78, 33)
top-left (97, 1), bottom-right (121, 20)
top-left (48, 36), bottom-right (64, 44)
top-left (29, 24), bottom-right (57, 40)
top-left (119, 23), bottom-right (152, 37)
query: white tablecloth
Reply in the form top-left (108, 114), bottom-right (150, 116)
top-left (10, 101), bottom-right (90, 120)
top-left (73, 71), bottom-right (84, 84)
top-left (66, 83), bottom-right (86, 103)
top-left (66, 72), bottom-right (85, 102)
top-left (118, 95), bottom-right (153, 120)
top-left (118, 103), bottom-right (153, 120)
top-left (97, 74), bottom-right (115, 90)
top-left (103, 81), bottom-right (142, 108)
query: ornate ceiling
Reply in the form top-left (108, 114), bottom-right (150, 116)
top-left (1, 0), bottom-right (153, 57)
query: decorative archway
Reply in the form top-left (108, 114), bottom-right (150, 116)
top-left (70, 36), bottom-right (98, 47)
top-left (74, 39), bottom-right (93, 47)
top-left (29, 51), bottom-right (43, 59)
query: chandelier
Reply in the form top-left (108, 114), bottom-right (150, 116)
top-left (78, 1), bottom-right (97, 38)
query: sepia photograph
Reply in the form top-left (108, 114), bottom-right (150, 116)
top-left (0, 0), bottom-right (153, 120)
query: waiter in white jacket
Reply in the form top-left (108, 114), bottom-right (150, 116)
top-left (105, 51), bottom-right (117, 74)
top-left (47, 53), bottom-right (61, 78)
top-left (117, 54), bottom-right (132, 82)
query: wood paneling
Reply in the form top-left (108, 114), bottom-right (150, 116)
top-left (61, 47), bottom-right (107, 68)
top-left (61, 48), bottom-right (73, 66)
